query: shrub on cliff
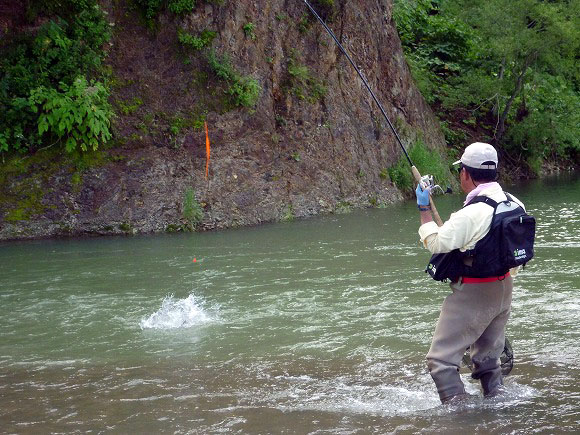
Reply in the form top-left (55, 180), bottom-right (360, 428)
top-left (388, 140), bottom-right (450, 193)
top-left (207, 51), bottom-right (261, 108)
top-left (0, 1), bottom-right (112, 154)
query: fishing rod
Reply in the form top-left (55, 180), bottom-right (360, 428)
top-left (303, 0), bottom-right (444, 226)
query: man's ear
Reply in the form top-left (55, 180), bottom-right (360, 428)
top-left (461, 167), bottom-right (470, 182)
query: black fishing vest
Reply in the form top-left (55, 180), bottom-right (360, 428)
top-left (426, 193), bottom-right (536, 282)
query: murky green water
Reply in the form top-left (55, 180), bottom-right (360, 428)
top-left (1, 173), bottom-right (579, 433)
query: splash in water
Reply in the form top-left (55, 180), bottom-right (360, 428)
top-left (140, 294), bottom-right (214, 330)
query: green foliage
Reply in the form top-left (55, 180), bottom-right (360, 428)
top-left (28, 77), bottom-right (113, 152)
top-left (393, 0), bottom-right (474, 102)
top-left (168, 0), bottom-right (196, 15)
top-left (116, 97), bottom-right (143, 115)
top-left (135, 0), bottom-right (225, 19)
top-left (282, 204), bottom-right (295, 221)
top-left (243, 22), bottom-right (256, 40)
top-left (388, 141), bottom-right (450, 192)
top-left (227, 76), bottom-right (261, 107)
top-left (207, 51), bottom-right (261, 108)
top-left (298, 15), bottom-right (311, 34)
top-left (507, 74), bottom-right (580, 164)
top-left (134, 0), bottom-right (164, 19)
top-left (182, 187), bottom-right (203, 230)
top-left (169, 116), bottom-right (186, 135)
top-left (393, 0), bottom-right (580, 167)
top-left (0, 1), bottom-right (111, 154)
top-left (207, 50), bottom-right (235, 81)
top-left (335, 201), bottom-right (353, 214)
top-left (287, 53), bottom-right (327, 103)
top-left (439, 120), bottom-right (467, 151)
top-left (178, 29), bottom-right (217, 50)
top-left (119, 222), bottom-right (133, 233)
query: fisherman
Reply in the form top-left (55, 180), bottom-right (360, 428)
top-left (415, 142), bottom-right (525, 404)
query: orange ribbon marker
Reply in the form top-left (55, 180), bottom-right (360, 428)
top-left (204, 121), bottom-right (210, 179)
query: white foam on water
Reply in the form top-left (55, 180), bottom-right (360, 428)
top-left (252, 369), bottom-right (541, 418)
top-left (259, 372), bottom-right (442, 416)
top-left (140, 294), bottom-right (215, 330)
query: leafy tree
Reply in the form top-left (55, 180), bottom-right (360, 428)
top-left (394, 0), bottom-right (475, 103)
top-left (393, 0), bottom-right (580, 169)
top-left (446, 0), bottom-right (579, 146)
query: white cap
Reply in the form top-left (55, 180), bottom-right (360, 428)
top-left (453, 142), bottom-right (498, 170)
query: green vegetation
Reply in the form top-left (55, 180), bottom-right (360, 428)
top-left (335, 201), bottom-right (353, 214)
top-left (182, 187), bottom-right (203, 230)
top-left (29, 77), bottom-right (113, 152)
top-left (0, 0), bottom-right (112, 155)
top-left (207, 51), bottom-right (261, 107)
top-left (287, 52), bottom-right (327, 103)
top-left (298, 15), bottom-right (311, 34)
top-left (388, 140), bottom-right (450, 192)
top-left (119, 222), bottom-right (134, 233)
top-left (178, 29), bottom-right (217, 50)
top-left (135, 0), bottom-right (225, 19)
top-left (168, 0), bottom-right (196, 15)
top-left (116, 97), bottom-right (144, 116)
top-left (135, 0), bottom-right (193, 19)
top-left (169, 116), bottom-right (187, 136)
top-left (134, 0), bottom-right (164, 19)
top-left (282, 204), bottom-right (295, 221)
top-left (243, 22), bottom-right (256, 40)
top-left (393, 0), bottom-right (580, 172)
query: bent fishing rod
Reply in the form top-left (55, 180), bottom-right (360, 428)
top-left (303, 0), bottom-right (444, 226)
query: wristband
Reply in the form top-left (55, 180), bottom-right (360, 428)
top-left (418, 205), bottom-right (431, 212)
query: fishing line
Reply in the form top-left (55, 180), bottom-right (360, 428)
top-left (303, 0), bottom-right (412, 167)
top-left (302, 0), bottom-right (444, 225)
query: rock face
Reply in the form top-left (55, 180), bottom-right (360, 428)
top-left (0, 0), bottom-right (445, 240)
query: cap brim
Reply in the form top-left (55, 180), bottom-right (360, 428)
top-left (452, 160), bottom-right (461, 165)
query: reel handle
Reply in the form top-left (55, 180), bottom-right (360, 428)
top-left (412, 166), bottom-right (443, 227)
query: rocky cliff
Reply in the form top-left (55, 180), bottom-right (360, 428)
top-left (0, 0), bottom-right (446, 240)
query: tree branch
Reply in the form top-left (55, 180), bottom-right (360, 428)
top-left (495, 52), bottom-right (537, 144)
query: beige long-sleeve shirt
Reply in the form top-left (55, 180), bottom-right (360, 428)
top-left (418, 184), bottom-right (524, 276)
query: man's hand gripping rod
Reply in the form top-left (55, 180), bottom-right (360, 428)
top-left (303, 0), bottom-right (443, 226)
top-left (412, 167), bottom-right (444, 225)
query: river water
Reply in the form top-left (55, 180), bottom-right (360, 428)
top-left (1, 174), bottom-right (579, 433)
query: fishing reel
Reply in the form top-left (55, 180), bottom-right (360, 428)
top-left (419, 174), bottom-right (448, 194)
